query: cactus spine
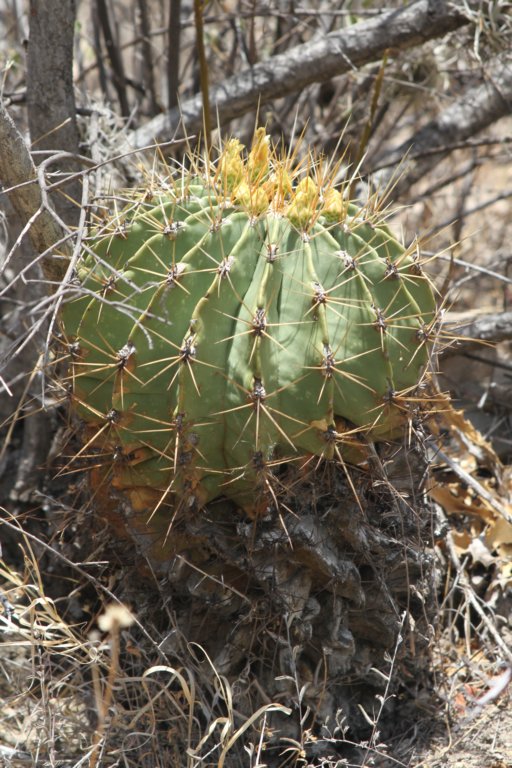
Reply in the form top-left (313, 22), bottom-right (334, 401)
top-left (62, 130), bottom-right (436, 517)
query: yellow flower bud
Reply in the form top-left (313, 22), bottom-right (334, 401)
top-left (322, 187), bottom-right (345, 222)
top-left (287, 177), bottom-right (318, 229)
top-left (218, 138), bottom-right (245, 192)
top-left (248, 128), bottom-right (270, 183)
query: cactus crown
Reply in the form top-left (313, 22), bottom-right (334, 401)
top-left (62, 129), bottom-right (437, 518)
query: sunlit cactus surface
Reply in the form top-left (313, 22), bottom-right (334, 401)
top-left (62, 130), bottom-right (436, 514)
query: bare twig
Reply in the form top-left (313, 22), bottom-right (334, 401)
top-left (435, 252), bottom-right (512, 288)
top-left (424, 188), bottom-right (512, 241)
top-left (372, 135), bottom-right (512, 172)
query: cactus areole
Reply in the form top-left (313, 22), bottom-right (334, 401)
top-left (62, 130), bottom-right (436, 517)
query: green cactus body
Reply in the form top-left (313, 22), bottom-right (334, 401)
top-left (62, 131), bottom-right (436, 515)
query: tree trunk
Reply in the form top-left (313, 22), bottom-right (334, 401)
top-left (27, 0), bottom-right (82, 227)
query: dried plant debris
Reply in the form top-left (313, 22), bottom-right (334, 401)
top-left (430, 397), bottom-right (512, 600)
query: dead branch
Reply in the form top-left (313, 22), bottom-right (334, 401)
top-left (137, 0), bottom-right (159, 115)
top-left (372, 53), bottom-right (512, 197)
top-left (0, 100), bottom-right (70, 285)
top-left (96, 0), bottom-right (130, 117)
top-left (167, 0), bottom-right (182, 110)
top-left (442, 311), bottom-right (512, 357)
top-left (130, 0), bottom-right (472, 148)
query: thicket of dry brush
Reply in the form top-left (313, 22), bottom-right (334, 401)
top-left (0, 2), bottom-right (512, 767)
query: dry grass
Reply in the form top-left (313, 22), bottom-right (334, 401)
top-left (0, 515), bottom-right (295, 768)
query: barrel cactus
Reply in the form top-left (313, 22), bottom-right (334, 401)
top-left (60, 131), bottom-right (438, 752)
top-left (62, 129), bottom-right (436, 524)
